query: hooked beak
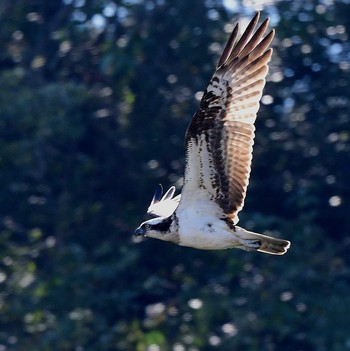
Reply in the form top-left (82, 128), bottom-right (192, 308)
top-left (134, 227), bottom-right (145, 237)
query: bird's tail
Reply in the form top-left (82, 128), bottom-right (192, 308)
top-left (236, 227), bottom-right (291, 255)
top-left (256, 234), bottom-right (290, 255)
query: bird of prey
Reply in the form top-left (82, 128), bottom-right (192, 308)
top-left (135, 13), bottom-right (290, 255)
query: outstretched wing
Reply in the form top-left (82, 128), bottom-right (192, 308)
top-left (179, 13), bottom-right (274, 224)
top-left (147, 184), bottom-right (181, 218)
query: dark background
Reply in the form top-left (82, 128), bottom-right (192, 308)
top-left (0, 0), bottom-right (350, 350)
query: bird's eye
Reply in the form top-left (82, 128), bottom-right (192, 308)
top-left (144, 224), bottom-right (151, 230)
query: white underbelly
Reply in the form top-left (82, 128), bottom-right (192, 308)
top-left (177, 213), bottom-right (235, 250)
top-left (176, 189), bottom-right (238, 250)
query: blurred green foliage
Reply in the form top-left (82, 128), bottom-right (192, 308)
top-left (0, 0), bottom-right (350, 350)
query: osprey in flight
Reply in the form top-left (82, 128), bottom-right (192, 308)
top-left (135, 13), bottom-right (290, 255)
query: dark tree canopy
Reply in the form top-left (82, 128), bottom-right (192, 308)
top-left (0, 0), bottom-right (349, 350)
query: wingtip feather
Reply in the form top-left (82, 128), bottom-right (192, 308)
top-left (218, 23), bottom-right (239, 68)
top-left (150, 184), bottom-right (163, 206)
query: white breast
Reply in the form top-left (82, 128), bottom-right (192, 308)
top-left (176, 189), bottom-right (235, 250)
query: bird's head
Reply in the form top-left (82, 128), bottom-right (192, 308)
top-left (134, 216), bottom-right (175, 242)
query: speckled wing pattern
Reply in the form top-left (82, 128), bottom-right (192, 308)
top-left (182, 13), bottom-right (275, 224)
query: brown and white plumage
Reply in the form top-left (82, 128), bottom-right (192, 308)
top-left (135, 13), bottom-right (291, 255)
top-left (184, 13), bottom-right (273, 224)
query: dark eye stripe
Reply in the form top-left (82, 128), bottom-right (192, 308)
top-left (151, 217), bottom-right (172, 232)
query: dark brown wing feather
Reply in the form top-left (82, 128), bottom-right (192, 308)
top-left (182, 13), bottom-right (274, 224)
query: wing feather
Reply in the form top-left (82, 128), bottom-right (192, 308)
top-left (147, 185), bottom-right (181, 217)
top-left (179, 13), bottom-right (274, 224)
top-left (226, 13), bottom-right (261, 60)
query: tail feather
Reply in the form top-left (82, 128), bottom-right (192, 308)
top-left (257, 234), bottom-right (291, 255)
top-left (237, 227), bottom-right (291, 255)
